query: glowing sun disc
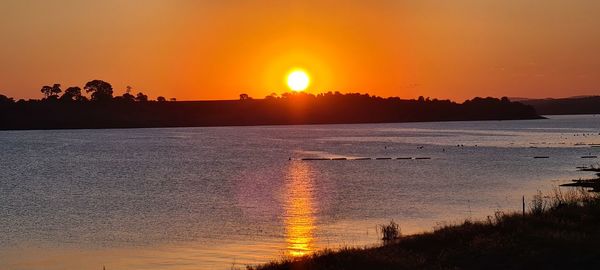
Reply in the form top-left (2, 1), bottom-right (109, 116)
top-left (287, 70), bottom-right (310, 91)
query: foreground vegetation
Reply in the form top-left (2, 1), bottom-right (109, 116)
top-left (251, 189), bottom-right (600, 270)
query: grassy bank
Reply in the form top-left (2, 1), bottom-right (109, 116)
top-left (251, 189), bottom-right (600, 270)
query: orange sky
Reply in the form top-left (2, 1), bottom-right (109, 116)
top-left (1, 0), bottom-right (599, 101)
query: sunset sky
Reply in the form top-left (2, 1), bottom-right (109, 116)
top-left (1, 0), bottom-right (599, 101)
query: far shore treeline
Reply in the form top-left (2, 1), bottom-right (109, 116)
top-left (0, 80), bottom-right (542, 130)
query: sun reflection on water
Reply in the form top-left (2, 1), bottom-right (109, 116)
top-left (284, 161), bottom-right (316, 257)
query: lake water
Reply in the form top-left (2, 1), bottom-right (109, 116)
top-left (1, 115), bottom-right (600, 270)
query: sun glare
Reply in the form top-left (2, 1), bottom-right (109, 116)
top-left (287, 70), bottom-right (310, 92)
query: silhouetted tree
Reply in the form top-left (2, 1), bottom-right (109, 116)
top-left (135, 92), bottom-right (148, 102)
top-left (112, 86), bottom-right (135, 102)
top-left (239, 93), bottom-right (251, 100)
top-left (265, 93), bottom-right (278, 100)
top-left (40, 84), bottom-right (62, 99)
top-left (0, 94), bottom-right (14, 104)
top-left (60, 86), bottom-right (83, 102)
top-left (120, 92), bottom-right (135, 102)
top-left (84, 80), bottom-right (113, 102)
top-left (52, 84), bottom-right (62, 96)
top-left (157, 96), bottom-right (166, 102)
top-left (169, 98), bottom-right (177, 102)
top-left (40, 86), bottom-right (52, 98)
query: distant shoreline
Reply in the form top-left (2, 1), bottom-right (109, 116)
top-left (0, 94), bottom-right (542, 131)
top-left (518, 96), bottom-right (600, 115)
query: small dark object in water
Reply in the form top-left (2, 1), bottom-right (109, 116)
top-left (396, 157), bottom-right (412, 160)
top-left (579, 167), bottom-right (600, 172)
top-left (376, 157), bottom-right (392, 160)
top-left (354, 157), bottom-right (371, 160)
top-left (332, 157), bottom-right (347, 160)
top-left (560, 178), bottom-right (600, 189)
top-left (301, 158), bottom-right (330, 161)
top-left (533, 156), bottom-right (550, 159)
top-left (415, 157), bottom-right (431, 160)
top-left (581, 156), bottom-right (598, 159)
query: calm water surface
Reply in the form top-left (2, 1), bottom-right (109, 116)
top-left (1, 115), bottom-right (600, 269)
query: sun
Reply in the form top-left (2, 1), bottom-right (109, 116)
top-left (287, 69), bottom-right (310, 92)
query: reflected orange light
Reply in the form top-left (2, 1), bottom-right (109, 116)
top-left (284, 161), bottom-right (316, 257)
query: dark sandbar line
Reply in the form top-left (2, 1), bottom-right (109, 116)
top-left (298, 157), bottom-right (432, 161)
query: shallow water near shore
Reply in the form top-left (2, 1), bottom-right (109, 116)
top-left (1, 115), bottom-right (599, 269)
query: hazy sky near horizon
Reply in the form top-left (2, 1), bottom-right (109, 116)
top-left (1, 0), bottom-right (599, 101)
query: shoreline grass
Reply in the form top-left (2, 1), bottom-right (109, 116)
top-left (249, 188), bottom-right (600, 270)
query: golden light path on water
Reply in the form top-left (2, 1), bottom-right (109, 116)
top-left (284, 161), bottom-right (316, 257)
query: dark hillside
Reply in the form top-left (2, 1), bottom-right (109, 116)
top-left (518, 96), bottom-right (600, 115)
top-left (0, 92), bottom-right (541, 130)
